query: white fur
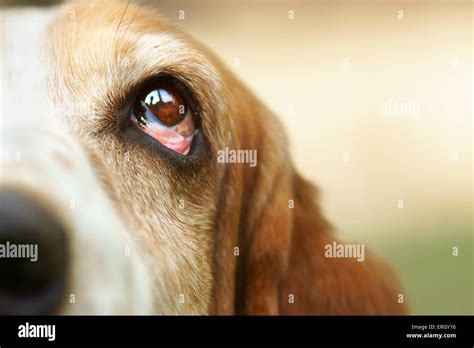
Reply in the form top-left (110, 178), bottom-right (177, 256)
top-left (0, 7), bottom-right (153, 314)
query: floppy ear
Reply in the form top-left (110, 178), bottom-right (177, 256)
top-left (235, 155), bottom-right (409, 315)
top-left (209, 77), bottom-right (295, 314)
top-left (210, 72), bottom-right (407, 315)
top-left (237, 118), bottom-right (407, 314)
top-left (233, 115), bottom-right (294, 314)
top-left (278, 174), bottom-right (409, 314)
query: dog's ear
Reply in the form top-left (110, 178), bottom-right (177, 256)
top-left (210, 73), bottom-right (407, 315)
top-left (210, 74), bottom-right (295, 314)
top-left (278, 174), bottom-right (408, 314)
top-left (230, 133), bottom-right (329, 314)
top-left (210, 79), bottom-right (330, 314)
top-left (232, 149), bottom-right (408, 314)
top-left (232, 111), bottom-right (295, 314)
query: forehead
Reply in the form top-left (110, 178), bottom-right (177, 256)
top-left (46, 1), bottom-right (191, 105)
top-left (1, 1), bottom-right (226, 143)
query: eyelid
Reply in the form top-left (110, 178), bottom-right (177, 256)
top-left (132, 111), bottom-right (195, 155)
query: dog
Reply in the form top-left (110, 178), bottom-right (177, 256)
top-left (0, 0), bottom-right (408, 315)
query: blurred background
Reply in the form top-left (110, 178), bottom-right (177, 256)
top-left (152, 0), bottom-right (473, 314)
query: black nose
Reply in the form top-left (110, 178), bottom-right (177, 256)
top-left (0, 189), bottom-right (68, 315)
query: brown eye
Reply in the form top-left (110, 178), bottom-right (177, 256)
top-left (139, 82), bottom-right (186, 126)
top-left (131, 80), bottom-right (196, 155)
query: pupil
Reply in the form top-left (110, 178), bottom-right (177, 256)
top-left (142, 84), bottom-right (186, 127)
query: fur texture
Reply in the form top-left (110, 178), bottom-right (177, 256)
top-left (0, 0), bottom-right (408, 314)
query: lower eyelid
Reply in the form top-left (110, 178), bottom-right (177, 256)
top-left (134, 122), bottom-right (195, 155)
top-left (132, 110), bottom-right (196, 155)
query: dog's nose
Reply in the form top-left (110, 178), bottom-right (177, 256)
top-left (0, 189), bottom-right (68, 314)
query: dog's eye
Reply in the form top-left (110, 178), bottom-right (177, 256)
top-left (131, 81), bottom-right (196, 155)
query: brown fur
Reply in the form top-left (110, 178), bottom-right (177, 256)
top-left (8, 0), bottom-right (408, 314)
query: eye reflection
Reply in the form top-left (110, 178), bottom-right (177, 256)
top-left (131, 80), bottom-right (196, 155)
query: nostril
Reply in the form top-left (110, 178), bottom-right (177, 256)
top-left (0, 189), bottom-right (68, 315)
